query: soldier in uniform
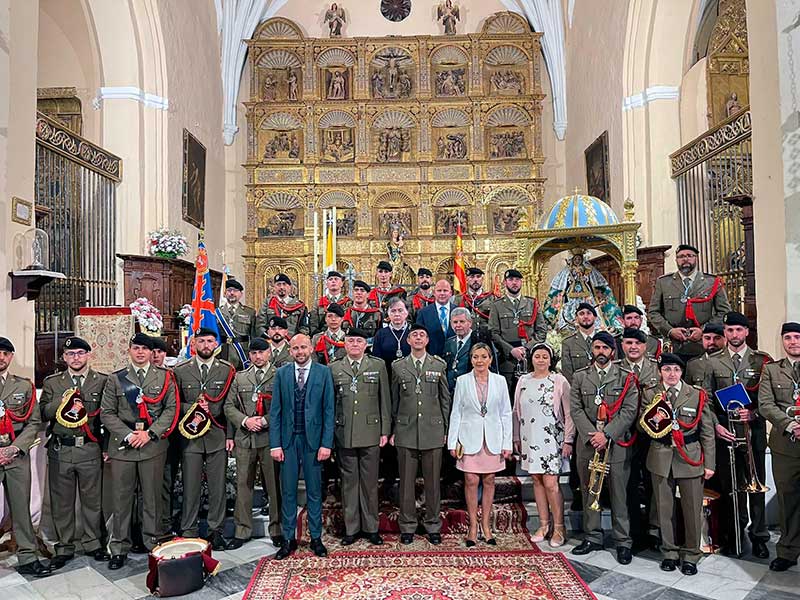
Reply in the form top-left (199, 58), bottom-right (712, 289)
top-left (640, 353), bottom-right (715, 576)
top-left (684, 323), bottom-right (725, 387)
top-left (409, 267), bottom-right (435, 320)
top-left (151, 337), bottom-right (169, 367)
top-left (0, 337), bottom-right (50, 577)
top-left (391, 324), bottom-right (451, 545)
top-left (758, 322), bottom-right (800, 572)
top-left (172, 328), bottom-right (235, 550)
top-left (647, 244), bottom-right (731, 363)
top-left (488, 268), bottom-right (547, 398)
top-left (101, 333), bottom-right (178, 570)
top-left (151, 335), bottom-right (180, 537)
top-left (256, 273), bottom-right (309, 337)
top-left (310, 270), bottom-right (352, 336)
top-left (311, 303), bottom-right (347, 365)
top-left (267, 317), bottom-right (293, 368)
top-left (330, 329), bottom-right (391, 545)
top-left (217, 278), bottom-right (257, 370)
top-left (344, 280), bottom-right (383, 343)
top-left (618, 305), bottom-right (661, 358)
top-left (703, 311), bottom-right (772, 558)
top-left (40, 336), bottom-right (109, 569)
top-left (224, 338), bottom-right (284, 549)
top-left (561, 303), bottom-right (600, 384)
top-left (455, 267), bottom-right (496, 332)
top-left (570, 332), bottom-right (639, 565)
top-left (367, 260), bottom-right (407, 320)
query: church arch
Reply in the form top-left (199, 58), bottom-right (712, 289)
top-left (485, 105), bottom-right (530, 127)
top-left (372, 189), bottom-right (415, 207)
top-left (319, 110), bottom-right (357, 129)
top-left (431, 108), bottom-right (470, 128)
top-left (259, 191), bottom-right (303, 210)
top-left (430, 45), bottom-right (469, 66)
top-left (257, 49), bottom-right (303, 69)
top-left (432, 188), bottom-right (471, 207)
top-left (318, 190), bottom-right (356, 208)
top-left (484, 45), bottom-right (530, 66)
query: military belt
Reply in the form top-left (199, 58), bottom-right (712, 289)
top-left (653, 432), bottom-right (699, 446)
top-left (52, 434), bottom-right (94, 448)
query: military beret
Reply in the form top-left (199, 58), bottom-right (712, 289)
top-left (676, 244), bottom-right (699, 255)
top-left (703, 322), bottom-right (724, 336)
top-left (723, 311), bottom-right (749, 328)
top-left (273, 273), bottom-right (291, 285)
top-left (345, 328), bottom-right (369, 340)
top-left (658, 352), bottom-right (685, 371)
top-left (0, 337), bottom-right (15, 353)
top-left (326, 303), bottom-right (345, 317)
top-left (622, 328), bottom-right (646, 343)
top-left (622, 305), bottom-right (643, 316)
top-left (352, 279), bottom-right (371, 292)
top-left (592, 331), bottom-right (616, 350)
top-left (151, 337), bottom-right (168, 353)
top-left (504, 268), bottom-right (523, 279)
top-left (327, 270), bottom-right (343, 279)
top-left (467, 267), bottom-right (484, 276)
top-left (194, 327), bottom-right (218, 340)
top-left (249, 338), bottom-right (269, 351)
top-left (130, 333), bottom-right (155, 350)
top-left (376, 260), bottom-right (393, 272)
top-left (225, 279), bottom-right (244, 291)
top-left (267, 316), bottom-right (288, 329)
top-left (781, 322), bottom-right (800, 336)
top-left (64, 336), bottom-right (91, 352)
top-left (577, 302), bottom-right (598, 317)
top-left (417, 267), bottom-right (433, 277)
top-left (409, 323), bottom-right (429, 335)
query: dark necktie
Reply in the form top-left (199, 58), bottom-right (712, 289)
top-left (0, 376), bottom-right (5, 397)
top-left (297, 367), bottom-right (306, 389)
top-left (73, 375), bottom-right (84, 389)
top-left (137, 369), bottom-right (145, 387)
top-left (456, 339), bottom-right (464, 356)
top-left (733, 353), bottom-right (742, 374)
top-left (633, 364), bottom-right (640, 377)
top-left (793, 361), bottom-right (800, 381)
top-left (598, 369), bottom-right (606, 380)
top-left (668, 387), bottom-right (677, 403)
top-left (415, 359), bottom-right (422, 374)
top-left (201, 363), bottom-right (209, 384)
top-left (352, 361), bottom-right (360, 375)
top-left (256, 369), bottom-right (265, 383)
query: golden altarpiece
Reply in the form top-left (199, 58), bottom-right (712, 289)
top-left (242, 12), bottom-right (549, 306)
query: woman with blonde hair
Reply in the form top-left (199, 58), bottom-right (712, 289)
top-left (514, 343), bottom-right (573, 547)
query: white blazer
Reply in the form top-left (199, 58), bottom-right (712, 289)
top-left (447, 371), bottom-right (513, 455)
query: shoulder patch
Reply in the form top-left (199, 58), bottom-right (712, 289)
top-left (43, 372), bottom-right (62, 381)
top-left (429, 355), bottom-right (446, 367)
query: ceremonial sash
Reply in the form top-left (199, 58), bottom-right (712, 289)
top-left (318, 295), bottom-right (350, 310)
top-left (115, 369), bottom-right (180, 437)
top-left (743, 355), bottom-right (770, 393)
top-left (685, 277), bottom-right (724, 327)
top-left (461, 292), bottom-right (494, 320)
top-left (412, 292), bottom-right (435, 311)
top-left (344, 306), bottom-right (381, 327)
top-left (314, 334), bottom-right (345, 365)
top-left (368, 287), bottom-right (405, 309)
top-left (517, 298), bottom-right (540, 340)
top-left (268, 296), bottom-right (306, 316)
top-left (601, 371), bottom-right (637, 448)
top-left (216, 307), bottom-right (250, 369)
top-left (0, 379), bottom-right (36, 441)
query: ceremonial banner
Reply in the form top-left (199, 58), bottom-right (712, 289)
top-left (454, 222), bottom-right (467, 294)
top-left (75, 308), bottom-right (135, 373)
top-left (184, 238), bottom-right (220, 359)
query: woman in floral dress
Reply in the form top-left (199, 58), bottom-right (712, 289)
top-left (513, 343), bottom-right (574, 547)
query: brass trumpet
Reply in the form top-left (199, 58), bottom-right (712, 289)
top-left (787, 406), bottom-right (800, 442)
top-left (587, 405), bottom-right (610, 512)
top-left (726, 400), bottom-right (770, 494)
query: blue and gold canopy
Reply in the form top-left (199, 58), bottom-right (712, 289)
top-left (540, 193), bottom-right (620, 230)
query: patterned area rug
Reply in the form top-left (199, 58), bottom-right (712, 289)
top-left (294, 532), bottom-right (540, 555)
top-left (243, 547), bottom-right (595, 600)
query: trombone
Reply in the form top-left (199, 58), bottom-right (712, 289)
top-left (787, 406), bottom-right (800, 442)
top-left (587, 404), bottom-right (610, 512)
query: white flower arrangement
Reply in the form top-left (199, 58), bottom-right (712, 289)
top-left (129, 297), bottom-right (164, 332)
top-left (178, 303), bottom-right (192, 327)
top-left (146, 228), bottom-right (189, 258)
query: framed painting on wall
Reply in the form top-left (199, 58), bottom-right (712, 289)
top-left (182, 129), bottom-right (206, 229)
top-left (585, 131), bottom-right (610, 204)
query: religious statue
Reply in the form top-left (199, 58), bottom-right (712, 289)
top-left (387, 225), bottom-right (406, 267)
top-left (287, 69), bottom-right (299, 101)
top-left (263, 73), bottom-right (278, 101)
top-left (371, 51), bottom-right (413, 99)
top-left (321, 129), bottom-right (355, 163)
top-left (725, 92), bottom-right (742, 118)
top-left (435, 69), bottom-right (465, 96)
top-left (262, 131), bottom-right (300, 160)
top-left (491, 70), bottom-right (524, 95)
top-left (542, 248), bottom-right (624, 334)
top-left (493, 207), bottom-right (522, 233)
top-left (435, 133), bottom-right (467, 160)
top-left (376, 128), bottom-right (410, 162)
top-left (372, 71), bottom-right (384, 98)
top-left (327, 70), bottom-right (347, 100)
top-left (489, 130), bottom-right (526, 159)
top-left (324, 3), bottom-right (346, 37)
top-left (437, 0), bottom-right (460, 35)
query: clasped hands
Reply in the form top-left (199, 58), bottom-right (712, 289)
top-left (669, 327), bottom-right (702, 343)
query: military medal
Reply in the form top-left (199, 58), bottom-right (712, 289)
top-left (415, 377), bottom-right (422, 394)
top-left (672, 420), bottom-right (680, 431)
top-left (0, 400), bottom-right (5, 418)
top-left (792, 382), bottom-right (799, 403)
top-left (396, 347), bottom-right (403, 358)
top-left (594, 394), bottom-right (602, 406)
top-left (513, 318), bottom-right (519, 325)
top-left (480, 404), bottom-right (488, 417)
top-left (350, 376), bottom-right (358, 393)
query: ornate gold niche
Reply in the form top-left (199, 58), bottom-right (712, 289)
top-left (242, 13), bottom-right (547, 308)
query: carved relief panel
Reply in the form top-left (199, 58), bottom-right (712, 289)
top-left (485, 106), bottom-right (530, 160)
top-left (430, 45), bottom-right (468, 98)
top-left (318, 48), bottom-right (356, 100)
top-left (431, 108), bottom-right (469, 161)
top-left (258, 112), bottom-right (304, 163)
top-left (372, 109), bottom-right (416, 163)
top-left (258, 49), bottom-right (303, 102)
top-left (370, 47), bottom-right (415, 100)
top-left (484, 45), bottom-right (528, 97)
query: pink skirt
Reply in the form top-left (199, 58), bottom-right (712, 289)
top-left (457, 442), bottom-right (505, 474)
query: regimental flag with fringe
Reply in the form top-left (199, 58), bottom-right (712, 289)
top-left (454, 221), bottom-right (467, 294)
top-left (183, 237), bottom-right (220, 359)
top-left (215, 264), bottom-right (250, 369)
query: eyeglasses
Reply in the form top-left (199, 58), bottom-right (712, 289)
top-left (64, 351), bottom-right (88, 358)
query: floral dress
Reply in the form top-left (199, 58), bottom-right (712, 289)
top-left (517, 374), bottom-right (564, 475)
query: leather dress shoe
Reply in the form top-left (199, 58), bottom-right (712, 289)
top-left (108, 554), bottom-right (127, 570)
top-left (770, 557), bottom-right (797, 572)
top-left (681, 562), bottom-right (698, 576)
top-left (129, 541), bottom-right (147, 555)
top-left (50, 555), bottom-right (72, 570)
top-left (617, 547), bottom-right (632, 565)
top-left (428, 533), bottom-right (442, 545)
top-left (17, 560), bottom-right (51, 578)
top-left (368, 533), bottom-right (383, 545)
top-left (571, 540), bottom-right (603, 555)
top-left (752, 539), bottom-right (770, 559)
top-left (226, 537), bottom-right (247, 550)
top-left (660, 559), bottom-right (678, 572)
top-left (274, 539), bottom-right (297, 560)
top-left (207, 531), bottom-right (227, 552)
top-left (271, 535), bottom-right (286, 548)
top-left (341, 534), bottom-right (357, 546)
top-left (310, 537), bottom-right (328, 557)
top-left (400, 533), bottom-right (414, 545)
top-left (92, 549), bottom-right (111, 561)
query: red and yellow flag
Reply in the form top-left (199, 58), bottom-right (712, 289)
top-left (454, 222), bottom-right (467, 294)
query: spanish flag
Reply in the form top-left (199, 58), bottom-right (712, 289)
top-left (454, 222), bottom-right (467, 294)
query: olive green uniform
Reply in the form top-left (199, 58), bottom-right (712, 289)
top-left (310, 295), bottom-right (352, 336)
top-left (40, 369), bottom-right (107, 557)
top-left (217, 302), bottom-right (257, 370)
top-left (560, 330), bottom-right (596, 384)
top-left (311, 330), bottom-right (347, 365)
top-left (391, 354), bottom-right (451, 535)
top-left (454, 292), bottom-right (496, 331)
top-left (256, 296), bottom-right (309, 337)
top-left (270, 343), bottom-right (293, 369)
top-left (685, 352), bottom-right (714, 388)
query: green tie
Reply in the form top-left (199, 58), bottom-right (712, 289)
top-left (137, 369), bottom-right (145, 387)
top-left (415, 359), bottom-right (422, 374)
top-left (201, 363), bottom-right (209, 384)
top-left (668, 387), bottom-right (677, 403)
top-left (256, 369), bottom-right (265, 383)
top-left (598, 369), bottom-right (606, 380)
top-left (793, 361), bottom-right (800, 381)
top-left (352, 361), bottom-right (360, 374)
top-left (73, 375), bottom-right (84, 389)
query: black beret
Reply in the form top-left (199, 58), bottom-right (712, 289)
top-left (658, 352), bottom-right (685, 370)
top-left (352, 279), bottom-right (371, 292)
top-left (63, 336), bottom-right (91, 352)
top-left (622, 328), bottom-right (646, 343)
top-left (376, 260), bottom-right (393, 272)
top-left (417, 267), bottom-right (433, 277)
top-left (273, 273), bottom-right (291, 285)
top-left (151, 337), bottom-right (168, 353)
top-left (781, 322), bottom-right (800, 336)
top-left (409, 323), bottom-right (429, 335)
top-left (249, 338), bottom-right (269, 351)
top-left (676, 244), bottom-right (699, 255)
top-left (577, 302), bottom-right (598, 317)
top-left (225, 279), bottom-right (244, 291)
top-left (327, 270), bottom-right (343, 279)
top-left (467, 267), bottom-right (484, 276)
top-left (703, 322), bottom-right (724, 336)
top-left (326, 303), bottom-right (345, 317)
top-left (504, 268), bottom-right (523, 279)
top-left (345, 328), bottom-right (369, 340)
top-left (267, 316), bottom-right (288, 329)
top-left (130, 333), bottom-right (155, 350)
top-left (723, 311), bottom-right (749, 328)
top-left (0, 337), bottom-right (15, 353)
top-left (592, 331), bottom-right (616, 350)
top-left (195, 328), bottom-right (218, 340)
top-left (622, 305), bottom-right (643, 316)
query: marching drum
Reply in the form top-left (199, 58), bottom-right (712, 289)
top-left (146, 538), bottom-right (220, 597)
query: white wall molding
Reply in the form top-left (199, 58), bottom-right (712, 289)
top-left (622, 85), bottom-right (680, 111)
top-left (92, 86), bottom-right (169, 110)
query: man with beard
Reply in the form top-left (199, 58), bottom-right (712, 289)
top-left (703, 311), bottom-right (772, 558)
top-left (367, 261), bottom-right (407, 320)
top-left (310, 270), bottom-right (352, 336)
top-left (415, 279), bottom-right (457, 358)
top-left (648, 244), bottom-right (731, 363)
top-left (488, 269), bottom-right (547, 397)
top-left (570, 332), bottom-right (639, 565)
top-left (344, 280), bottom-right (383, 343)
top-left (685, 323), bottom-right (725, 387)
top-left (267, 317), bottom-right (293, 368)
top-left (173, 329), bottom-right (235, 550)
top-left (40, 336), bottom-right (109, 569)
top-left (617, 305), bottom-right (661, 358)
top-left (312, 303), bottom-right (347, 365)
top-left (455, 267), bottom-right (496, 332)
top-left (561, 303), bottom-right (600, 384)
top-left (409, 268), bottom-right (435, 320)
top-left (256, 273), bottom-right (309, 337)
top-left (217, 278), bottom-right (257, 370)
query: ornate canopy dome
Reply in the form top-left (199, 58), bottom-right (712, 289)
top-left (540, 193), bottom-right (619, 229)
